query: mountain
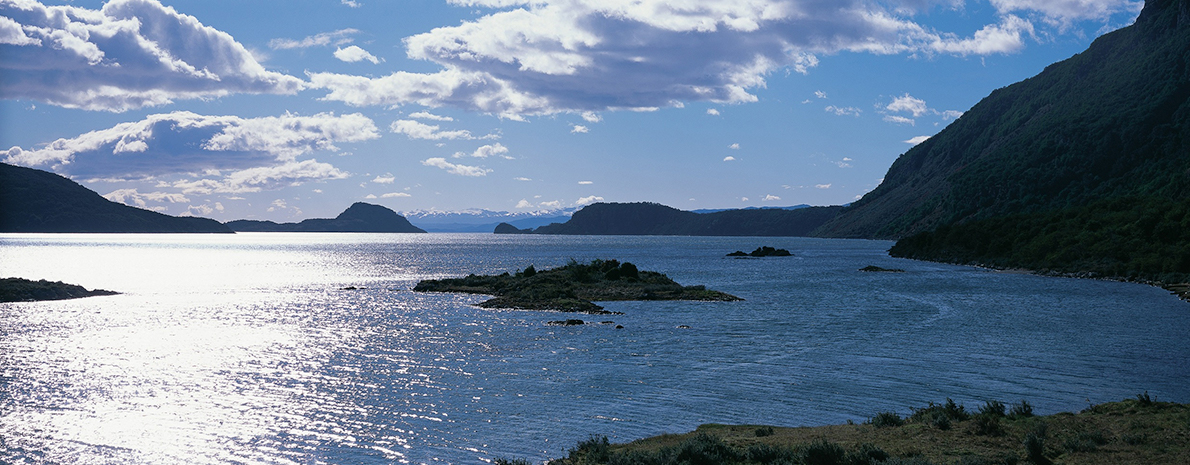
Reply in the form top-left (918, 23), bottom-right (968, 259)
top-left (509, 202), bottom-right (843, 236)
top-left (225, 202), bottom-right (426, 233)
top-left (815, 0), bottom-right (1190, 283)
top-left (0, 162), bottom-right (231, 233)
top-left (690, 205), bottom-right (811, 214)
top-left (401, 208), bottom-right (575, 232)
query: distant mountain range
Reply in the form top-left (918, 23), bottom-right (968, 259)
top-left (0, 162), bottom-right (230, 233)
top-left (816, 0), bottom-right (1190, 284)
top-left (497, 202), bottom-right (843, 236)
top-left (225, 203), bottom-right (426, 233)
top-left (400, 208), bottom-right (575, 233)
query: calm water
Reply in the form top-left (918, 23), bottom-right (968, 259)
top-left (1, 233), bottom-right (1187, 464)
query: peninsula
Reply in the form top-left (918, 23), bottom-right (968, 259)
top-left (0, 278), bottom-right (118, 302)
top-left (413, 259), bottom-right (740, 313)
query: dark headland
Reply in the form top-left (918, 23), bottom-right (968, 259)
top-left (414, 259), bottom-right (740, 314)
top-left (0, 162), bottom-right (230, 233)
top-left (0, 277), bottom-right (118, 302)
top-left (225, 202), bottom-right (426, 233)
top-left (496, 202), bottom-right (843, 236)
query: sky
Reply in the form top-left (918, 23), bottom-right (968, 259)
top-left (0, 0), bottom-right (1145, 222)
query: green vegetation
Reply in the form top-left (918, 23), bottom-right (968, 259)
top-left (889, 197), bottom-right (1190, 290)
top-left (727, 246), bottom-right (793, 257)
top-left (528, 397), bottom-right (1189, 465)
top-left (0, 277), bottom-right (118, 302)
top-left (413, 259), bottom-right (741, 313)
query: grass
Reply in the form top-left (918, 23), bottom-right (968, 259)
top-left (528, 396), bottom-right (1189, 465)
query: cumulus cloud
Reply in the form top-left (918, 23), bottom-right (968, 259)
top-left (390, 119), bottom-right (477, 140)
top-left (104, 188), bottom-right (189, 208)
top-left (815, 90), bottom-right (828, 99)
top-left (454, 143), bottom-right (511, 159)
top-left (515, 199), bottom-right (534, 208)
top-left (886, 93), bottom-right (929, 117)
top-left (581, 111), bottom-right (602, 123)
top-left (723, 156), bottom-right (736, 161)
top-left (3, 111), bottom-right (378, 178)
top-left (381, 192), bottom-right (411, 198)
top-left (169, 160), bottom-right (348, 195)
top-left (0, 0), bottom-right (304, 111)
top-left (571, 124), bottom-right (589, 133)
top-left (422, 157), bottom-right (491, 176)
top-left (706, 108), bottom-right (721, 116)
top-left (826, 106), bottom-right (862, 117)
top-left (514, 176), bottom-right (532, 181)
top-left (373, 174), bottom-right (396, 183)
top-left (307, 0), bottom-right (1071, 118)
top-left (990, 0), bottom-right (1142, 25)
top-left (815, 183), bottom-right (832, 189)
top-left (576, 195), bottom-right (604, 206)
top-left (729, 143), bottom-right (740, 149)
top-left (762, 194), bottom-right (781, 201)
top-left (269, 28), bottom-right (358, 49)
top-left (334, 45), bottom-right (382, 64)
top-left (409, 111), bottom-right (454, 122)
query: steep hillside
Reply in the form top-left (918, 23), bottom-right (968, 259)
top-left (0, 162), bottom-right (230, 233)
top-left (524, 202), bottom-right (842, 236)
top-left (226, 202), bottom-right (426, 233)
top-left (815, 0), bottom-right (1190, 240)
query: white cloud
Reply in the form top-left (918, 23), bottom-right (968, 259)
top-left (834, 159), bottom-right (853, 168)
top-left (578, 180), bottom-right (593, 185)
top-left (539, 200), bottom-right (562, 209)
top-left (422, 157), bottom-right (491, 176)
top-left (723, 156), bottom-right (736, 161)
top-left (0, 0), bottom-right (304, 112)
top-left (990, 0), bottom-right (1142, 25)
top-left (409, 111), bottom-right (454, 122)
top-left (815, 90), bottom-right (828, 99)
top-left (308, 0), bottom-right (1071, 118)
top-left (390, 119), bottom-right (476, 140)
top-left (580, 111), bottom-right (602, 123)
top-left (514, 177), bottom-right (532, 181)
top-left (826, 106), bottom-right (862, 117)
top-left (365, 194), bottom-right (378, 199)
top-left (3, 111), bottom-right (378, 178)
top-left (341, 0), bottom-right (362, 8)
top-left (940, 110), bottom-right (964, 120)
top-left (884, 115), bottom-right (916, 125)
top-left (171, 160), bottom-right (349, 195)
top-left (815, 183), bottom-right (832, 189)
top-left (741, 197), bottom-right (749, 202)
top-left (571, 124), bottom-right (589, 133)
top-left (576, 195), bottom-right (604, 206)
top-left (456, 143), bottom-right (510, 159)
top-left (706, 108), bottom-right (720, 116)
top-left (269, 28), bottom-right (358, 49)
top-left (762, 194), bottom-right (780, 201)
top-left (334, 45), bottom-right (382, 64)
top-left (515, 199), bottom-right (534, 208)
top-left (886, 93), bottom-right (929, 117)
top-left (373, 174), bottom-right (396, 184)
top-left (103, 188), bottom-right (189, 208)
top-left (904, 135), bottom-right (931, 145)
top-left (729, 143), bottom-right (740, 149)
top-left (381, 192), bottom-right (411, 198)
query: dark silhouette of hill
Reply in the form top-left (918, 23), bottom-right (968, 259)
top-left (813, 0), bottom-right (1190, 284)
top-left (0, 162), bottom-right (230, 233)
top-left (505, 202), bottom-right (842, 236)
top-left (226, 202), bottom-right (426, 233)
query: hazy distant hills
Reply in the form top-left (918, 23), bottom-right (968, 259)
top-left (818, 0), bottom-right (1190, 282)
top-left (401, 208), bottom-right (575, 233)
top-left (225, 202), bottom-right (426, 233)
top-left (0, 162), bottom-right (230, 233)
top-left (500, 202), bottom-right (843, 236)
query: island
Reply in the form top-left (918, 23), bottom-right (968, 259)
top-left (225, 202), bottom-right (426, 233)
top-left (1, 277), bottom-right (119, 302)
top-left (727, 246), bottom-right (792, 257)
top-left (413, 259), bottom-right (741, 314)
top-left (859, 265), bottom-right (905, 272)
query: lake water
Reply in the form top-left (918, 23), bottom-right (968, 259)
top-left (1, 233), bottom-right (1187, 464)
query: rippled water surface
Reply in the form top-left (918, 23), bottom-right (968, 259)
top-left (2, 233), bottom-right (1188, 464)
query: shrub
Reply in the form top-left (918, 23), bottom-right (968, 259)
top-left (870, 411), bottom-right (904, 428)
top-left (1022, 433), bottom-right (1046, 464)
top-left (619, 262), bottom-right (640, 280)
top-left (800, 439), bottom-right (846, 465)
top-left (568, 435), bottom-right (610, 463)
top-left (1009, 400), bottom-right (1034, 419)
top-left (1137, 391), bottom-right (1153, 406)
top-left (523, 265), bottom-right (537, 277)
top-left (910, 398), bottom-right (969, 426)
top-left (845, 443), bottom-right (889, 465)
top-left (745, 443), bottom-right (793, 464)
top-left (979, 400), bottom-right (1006, 417)
top-left (755, 426), bottom-right (775, 437)
top-left (970, 414), bottom-right (1004, 436)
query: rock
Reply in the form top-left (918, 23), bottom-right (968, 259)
top-left (547, 319), bottom-right (586, 326)
top-left (859, 265), bottom-right (905, 272)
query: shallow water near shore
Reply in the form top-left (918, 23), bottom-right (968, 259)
top-left (1, 233), bottom-right (1187, 464)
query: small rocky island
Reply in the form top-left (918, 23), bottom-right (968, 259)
top-left (859, 265), bottom-right (906, 272)
top-left (727, 246), bottom-right (792, 257)
top-left (1, 278), bottom-right (118, 302)
top-left (413, 259), bottom-right (741, 314)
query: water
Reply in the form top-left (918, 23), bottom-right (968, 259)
top-left (1, 233), bottom-right (1187, 464)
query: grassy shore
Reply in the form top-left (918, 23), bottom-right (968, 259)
top-left (511, 396), bottom-right (1188, 465)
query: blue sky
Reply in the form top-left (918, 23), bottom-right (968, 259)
top-left (1, 0), bottom-right (1143, 221)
